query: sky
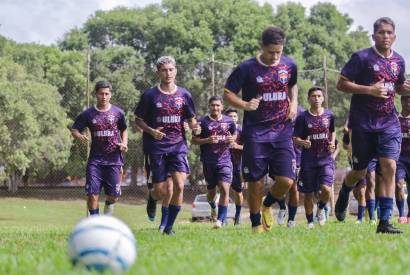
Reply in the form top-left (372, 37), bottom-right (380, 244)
top-left (0, 0), bottom-right (409, 64)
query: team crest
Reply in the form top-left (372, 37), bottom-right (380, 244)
top-left (373, 64), bottom-right (380, 72)
top-left (220, 123), bottom-right (228, 131)
top-left (322, 118), bottom-right (329, 127)
top-left (256, 76), bottom-right (264, 83)
top-left (107, 114), bottom-right (115, 124)
top-left (278, 69), bottom-right (289, 84)
top-left (173, 97), bottom-right (184, 109)
top-left (390, 62), bottom-right (398, 76)
top-left (156, 102), bottom-right (162, 108)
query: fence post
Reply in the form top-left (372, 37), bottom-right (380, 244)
top-left (323, 55), bottom-right (329, 108)
top-left (211, 53), bottom-right (215, 96)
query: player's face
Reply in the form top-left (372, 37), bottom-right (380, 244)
top-left (308, 90), bottom-right (324, 108)
top-left (227, 112), bottom-right (238, 124)
top-left (158, 63), bottom-right (177, 85)
top-left (372, 23), bottom-right (396, 52)
top-left (401, 97), bottom-right (410, 113)
top-left (260, 43), bottom-right (283, 65)
top-left (95, 88), bottom-right (112, 107)
top-left (209, 100), bottom-right (223, 117)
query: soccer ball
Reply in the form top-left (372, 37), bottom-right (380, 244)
top-left (68, 215), bottom-right (137, 272)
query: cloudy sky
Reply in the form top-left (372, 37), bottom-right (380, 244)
top-left (1, 0), bottom-right (409, 64)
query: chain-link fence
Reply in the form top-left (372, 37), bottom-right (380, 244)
top-left (0, 56), bottom-right (350, 203)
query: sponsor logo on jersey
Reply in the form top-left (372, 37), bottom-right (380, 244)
top-left (221, 123), bottom-right (228, 131)
top-left (390, 62), bottom-right (398, 76)
top-left (322, 118), bottom-right (329, 127)
top-left (157, 115), bottom-right (181, 124)
top-left (174, 97), bottom-right (184, 109)
top-left (107, 114), bottom-right (115, 125)
top-left (262, 92), bottom-right (286, 101)
top-left (278, 69), bottom-right (289, 84)
top-left (94, 130), bottom-right (115, 137)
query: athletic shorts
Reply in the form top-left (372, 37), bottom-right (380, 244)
top-left (147, 153), bottom-right (190, 183)
top-left (203, 162), bottom-right (232, 190)
top-left (86, 163), bottom-right (122, 197)
top-left (298, 156), bottom-right (334, 193)
top-left (231, 163), bottom-right (243, 192)
top-left (396, 157), bottom-right (410, 183)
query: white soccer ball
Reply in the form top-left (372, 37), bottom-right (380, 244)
top-left (68, 215), bottom-right (137, 273)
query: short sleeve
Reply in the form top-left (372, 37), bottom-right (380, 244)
top-left (341, 52), bottom-right (363, 82)
top-left (329, 113), bottom-right (335, 132)
top-left (229, 121), bottom-right (236, 135)
top-left (183, 91), bottom-right (196, 119)
top-left (225, 64), bottom-right (247, 94)
top-left (72, 111), bottom-right (88, 132)
top-left (134, 91), bottom-right (151, 120)
top-left (293, 114), bottom-right (306, 139)
top-left (288, 62), bottom-right (298, 87)
top-left (396, 58), bottom-right (406, 87)
top-left (118, 111), bottom-right (127, 131)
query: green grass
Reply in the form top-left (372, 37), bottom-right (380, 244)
top-left (0, 198), bottom-right (409, 275)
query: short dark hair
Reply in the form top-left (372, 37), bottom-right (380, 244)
top-left (95, 80), bottom-right (112, 93)
top-left (308, 86), bottom-right (324, 97)
top-left (208, 95), bottom-right (223, 105)
top-left (373, 17), bottom-right (395, 33)
top-left (261, 26), bottom-right (286, 45)
top-left (224, 108), bottom-right (238, 115)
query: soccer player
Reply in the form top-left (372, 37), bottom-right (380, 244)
top-left (334, 17), bottom-right (410, 234)
top-left (192, 96), bottom-right (236, 228)
top-left (225, 108), bottom-right (245, 225)
top-left (134, 56), bottom-right (201, 235)
top-left (395, 96), bottom-right (410, 223)
top-left (224, 26), bottom-right (298, 233)
top-left (294, 87), bottom-right (336, 228)
top-left (71, 80), bottom-right (128, 216)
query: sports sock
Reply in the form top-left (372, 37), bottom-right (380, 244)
top-left (288, 204), bottom-right (297, 221)
top-left (396, 199), bottom-right (405, 217)
top-left (235, 205), bottom-right (242, 220)
top-left (366, 199), bottom-right (375, 220)
top-left (164, 204), bottom-right (181, 231)
top-left (357, 205), bottom-right (366, 221)
top-left (217, 205), bottom-right (228, 222)
top-left (263, 192), bottom-right (277, 207)
top-left (306, 213), bottom-right (314, 223)
top-left (278, 199), bottom-right (286, 210)
top-left (89, 208), bottom-right (99, 215)
top-left (250, 212), bottom-right (261, 227)
top-left (377, 197), bottom-right (393, 222)
top-left (160, 206), bottom-right (169, 228)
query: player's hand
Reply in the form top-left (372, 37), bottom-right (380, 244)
top-left (371, 79), bottom-right (389, 99)
top-left (150, 127), bottom-right (166, 140)
top-left (191, 123), bottom-right (201, 135)
top-left (286, 102), bottom-right (297, 121)
top-left (117, 142), bottom-right (128, 153)
top-left (209, 134), bottom-right (218, 144)
top-left (402, 79), bottom-right (410, 93)
top-left (77, 134), bottom-right (89, 145)
top-left (227, 132), bottom-right (235, 146)
top-left (244, 96), bottom-right (261, 111)
top-left (303, 137), bottom-right (311, 149)
top-left (327, 142), bottom-right (335, 153)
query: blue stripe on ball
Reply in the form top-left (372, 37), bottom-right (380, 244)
top-left (72, 248), bottom-right (129, 271)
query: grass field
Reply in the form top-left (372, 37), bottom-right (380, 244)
top-left (0, 198), bottom-right (409, 275)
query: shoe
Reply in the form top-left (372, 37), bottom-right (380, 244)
top-left (146, 192), bottom-right (157, 222)
top-left (261, 206), bottom-right (274, 231)
top-left (158, 225), bottom-right (165, 233)
top-left (214, 220), bottom-right (223, 229)
top-left (277, 209), bottom-right (287, 225)
top-left (317, 209), bottom-right (326, 226)
top-left (335, 192), bottom-right (349, 222)
top-left (163, 227), bottom-right (175, 236)
top-left (234, 216), bottom-right (241, 226)
top-left (376, 221), bottom-right (403, 234)
top-left (287, 220), bottom-right (296, 228)
top-left (369, 219), bottom-right (377, 225)
top-left (398, 217), bottom-right (407, 224)
top-left (355, 219), bottom-right (363, 224)
top-left (210, 208), bottom-right (217, 222)
top-left (252, 225), bottom-right (266, 234)
top-left (307, 222), bottom-right (314, 229)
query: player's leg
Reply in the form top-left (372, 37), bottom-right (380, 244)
top-left (365, 166), bottom-right (376, 223)
top-left (406, 181), bottom-right (410, 223)
top-left (102, 165), bottom-right (122, 215)
top-left (86, 163), bottom-right (103, 215)
top-left (304, 192), bottom-right (315, 229)
top-left (146, 154), bottom-right (169, 221)
top-left (287, 181), bottom-right (299, 228)
top-left (395, 159), bottom-right (407, 223)
top-left (203, 163), bottom-right (218, 222)
top-left (159, 176), bottom-right (173, 232)
top-left (353, 183), bottom-right (366, 223)
top-left (231, 164), bottom-right (243, 225)
top-left (298, 162), bottom-right (316, 228)
top-left (215, 180), bottom-right (230, 229)
top-left (317, 184), bottom-right (332, 226)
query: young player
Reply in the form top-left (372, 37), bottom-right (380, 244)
top-left (134, 56), bottom-right (201, 235)
top-left (192, 96), bottom-right (236, 228)
top-left (224, 26), bottom-right (298, 233)
top-left (71, 80), bottom-right (128, 216)
top-left (395, 96), bottom-right (410, 223)
top-left (225, 108), bottom-right (245, 225)
top-left (294, 87), bottom-right (336, 228)
top-left (334, 17), bottom-right (410, 234)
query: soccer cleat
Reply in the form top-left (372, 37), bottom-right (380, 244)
top-left (398, 217), bottom-right (407, 224)
top-left (163, 227), bottom-right (176, 236)
top-left (287, 220), bottom-right (296, 228)
top-left (335, 192), bottom-right (349, 222)
top-left (252, 225), bottom-right (266, 234)
top-left (261, 206), bottom-right (274, 231)
top-left (277, 209), bottom-right (287, 225)
top-left (146, 192), bottom-right (157, 221)
top-left (213, 220), bottom-right (223, 229)
top-left (210, 208), bottom-right (217, 222)
top-left (158, 225), bottom-right (165, 233)
top-left (355, 220), bottom-right (363, 224)
top-left (317, 209), bottom-right (326, 226)
top-left (376, 221), bottom-right (402, 234)
top-left (307, 222), bottom-right (314, 229)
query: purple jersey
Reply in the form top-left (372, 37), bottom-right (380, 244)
top-left (198, 115), bottom-right (236, 164)
top-left (225, 55), bottom-right (297, 143)
top-left (134, 86), bottom-right (196, 154)
top-left (399, 114), bottom-right (410, 158)
top-left (230, 125), bottom-right (243, 165)
top-left (293, 106), bottom-right (305, 166)
top-left (72, 105), bottom-right (127, 165)
top-left (294, 109), bottom-right (335, 158)
top-left (341, 47), bottom-right (405, 131)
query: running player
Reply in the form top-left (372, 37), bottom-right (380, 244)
top-left (71, 80), bottom-right (128, 216)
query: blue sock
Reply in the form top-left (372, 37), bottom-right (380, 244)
top-left (340, 183), bottom-right (353, 197)
top-left (375, 198), bottom-right (380, 219)
top-left (217, 205), bottom-right (228, 222)
top-left (209, 201), bottom-right (216, 209)
top-left (263, 192), bottom-right (278, 207)
top-left (250, 212), bottom-right (261, 227)
top-left (165, 204), bottom-right (181, 231)
top-left (366, 199), bottom-right (375, 220)
top-left (160, 206), bottom-right (169, 228)
top-left (288, 204), bottom-right (297, 221)
top-left (377, 197), bottom-right (393, 222)
top-left (306, 213), bottom-right (314, 223)
top-left (278, 199), bottom-right (286, 210)
top-left (235, 205), bottom-right (242, 220)
top-left (89, 208), bottom-right (99, 215)
top-left (396, 199), bottom-right (405, 217)
top-left (318, 201), bottom-right (327, 210)
top-left (357, 205), bottom-right (366, 221)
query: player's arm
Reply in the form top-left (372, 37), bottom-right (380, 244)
top-left (223, 89), bottom-right (260, 111)
top-left (191, 135), bottom-right (217, 145)
top-left (71, 128), bottom-right (89, 145)
top-left (186, 117), bottom-right (201, 135)
top-left (328, 130), bottom-right (336, 154)
top-left (336, 76), bottom-right (388, 99)
top-left (293, 136), bottom-right (311, 149)
top-left (118, 129), bottom-right (128, 152)
top-left (134, 117), bottom-right (165, 140)
top-left (396, 80), bottom-right (410, 95)
top-left (286, 84), bottom-right (298, 121)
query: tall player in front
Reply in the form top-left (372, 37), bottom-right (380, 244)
top-left (334, 17), bottom-right (410, 233)
top-left (224, 26), bottom-right (298, 233)
top-left (134, 56), bottom-right (201, 235)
